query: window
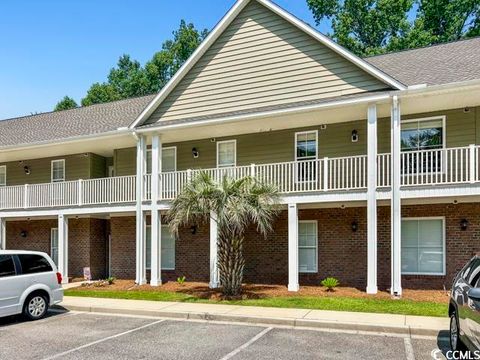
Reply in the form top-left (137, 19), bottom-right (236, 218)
top-left (146, 147), bottom-right (177, 174)
top-left (217, 140), bottom-right (236, 168)
top-left (0, 165), bottom-right (6, 186)
top-left (401, 218), bottom-right (445, 275)
top-left (146, 225), bottom-right (176, 270)
top-left (51, 228), bottom-right (59, 266)
top-left (299, 221), bottom-right (318, 273)
top-left (51, 159), bottom-right (65, 183)
top-left (0, 255), bottom-right (16, 277)
top-left (295, 131), bottom-right (318, 182)
top-left (401, 117), bottom-right (445, 174)
top-left (18, 254), bottom-right (53, 274)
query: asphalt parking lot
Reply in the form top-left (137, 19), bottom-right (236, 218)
top-left (0, 310), bottom-right (449, 360)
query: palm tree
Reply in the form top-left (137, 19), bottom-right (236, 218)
top-left (167, 172), bottom-right (279, 296)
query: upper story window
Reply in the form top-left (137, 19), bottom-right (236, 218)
top-left (401, 117), bottom-right (445, 152)
top-left (296, 131), bottom-right (317, 161)
top-left (146, 147), bottom-right (177, 174)
top-left (0, 165), bottom-right (6, 186)
top-left (217, 140), bottom-right (236, 168)
top-left (51, 160), bottom-right (65, 183)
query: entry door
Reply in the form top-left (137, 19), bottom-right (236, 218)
top-left (295, 131), bottom-right (318, 185)
top-left (51, 228), bottom-right (59, 266)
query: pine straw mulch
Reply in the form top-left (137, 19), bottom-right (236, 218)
top-left (73, 279), bottom-right (450, 304)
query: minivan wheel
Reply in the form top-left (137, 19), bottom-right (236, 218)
top-left (23, 294), bottom-right (48, 321)
top-left (450, 313), bottom-right (460, 351)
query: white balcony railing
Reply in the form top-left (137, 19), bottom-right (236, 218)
top-left (0, 145), bottom-right (479, 211)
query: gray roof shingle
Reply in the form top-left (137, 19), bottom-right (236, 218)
top-left (365, 37), bottom-right (480, 86)
top-left (0, 95), bottom-right (155, 148)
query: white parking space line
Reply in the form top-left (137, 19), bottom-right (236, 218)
top-left (41, 319), bottom-right (165, 360)
top-left (404, 337), bottom-right (416, 360)
top-left (219, 327), bottom-right (273, 360)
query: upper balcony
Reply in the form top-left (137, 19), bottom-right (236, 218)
top-left (1, 145), bottom-right (479, 212)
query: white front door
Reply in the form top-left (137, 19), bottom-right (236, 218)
top-left (51, 228), bottom-right (59, 266)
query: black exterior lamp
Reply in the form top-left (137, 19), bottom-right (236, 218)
top-left (461, 219), bottom-right (469, 231)
top-left (20, 230), bottom-right (27, 238)
top-left (192, 148), bottom-right (199, 159)
top-left (190, 225), bottom-right (197, 235)
top-left (351, 221), bottom-right (359, 232)
top-left (351, 130), bottom-right (359, 143)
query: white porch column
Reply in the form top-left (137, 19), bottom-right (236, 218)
top-left (391, 96), bottom-right (402, 296)
top-left (288, 203), bottom-right (299, 292)
top-left (58, 214), bottom-right (69, 284)
top-left (209, 211), bottom-right (219, 289)
top-left (150, 134), bottom-right (162, 286)
top-left (0, 218), bottom-right (6, 250)
top-left (366, 104), bottom-right (378, 294)
top-left (135, 135), bottom-right (147, 285)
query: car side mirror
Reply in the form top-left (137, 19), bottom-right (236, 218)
top-left (467, 288), bottom-right (480, 301)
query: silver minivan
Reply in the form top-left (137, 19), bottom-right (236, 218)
top-left (0, 250), bottom-right (63, 320)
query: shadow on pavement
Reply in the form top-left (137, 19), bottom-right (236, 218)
top-left (0, 309), bottom-right (68, 328)
top-left (437, 330), bottom-right (451, 356)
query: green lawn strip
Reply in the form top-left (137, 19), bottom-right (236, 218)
top-left (64, 289), bottom-right (447, 317)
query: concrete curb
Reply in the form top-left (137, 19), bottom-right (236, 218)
top-left (55, 303), bottom-right (444, 337)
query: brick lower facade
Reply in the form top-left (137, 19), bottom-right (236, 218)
top-left (7, 203), bottom-right (479, 290)
top-left (6, 218), bottom-right (107, 279)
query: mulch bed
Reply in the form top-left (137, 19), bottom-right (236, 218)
top-left (73, 279), bottom-right (450, 304)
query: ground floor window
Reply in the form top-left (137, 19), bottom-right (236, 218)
top-left (51, 228), bottom-right (58, 266)
top-left (401, 218), bottom-right (445, 275)
top-left (146, 225), bottom-right (175, 270)
top-left (299, 221), bottom-right (318, 273)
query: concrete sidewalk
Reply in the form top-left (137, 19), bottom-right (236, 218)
top-left (57, 296), bottom-right (448, 337)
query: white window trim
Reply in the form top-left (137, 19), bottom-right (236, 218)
top-left (401, 115), bottom-right (446, 151)
top-left (51, 159), bottom-right (65, 183)
top-left (401, 216), bottom-right (446, 276)
top-left (0, 165), bottom-right (6, 186)
top-left (162, 146), bottom-right (177, 172)
top-left (295, 130), bottom-right (319, 161)
top-left (147, 146), bottom-right (177, 173)
top-left (299, 220), bottom-right (318, 273)
top-left (146, 225), bottom-right (175, 271)
top-left (216, 140), bottom-right (237, 168)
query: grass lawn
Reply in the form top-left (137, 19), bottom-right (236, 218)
top-left (64, 288), bottom-right (448, 318)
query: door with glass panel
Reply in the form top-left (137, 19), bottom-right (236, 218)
top-left (50, 228), bottom-right (59, 266)
top-left (216, 140), bottom-right (237, 181)
top-left (148, 147), bottom-right (177, 199)
top-left (295, 131), bottom-right (318, 188)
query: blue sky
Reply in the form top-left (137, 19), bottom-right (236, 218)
top-left (0, 0), bottom-right (325, 120)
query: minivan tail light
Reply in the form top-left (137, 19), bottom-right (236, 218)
top-left (56, 272), bottom-right (62, 285)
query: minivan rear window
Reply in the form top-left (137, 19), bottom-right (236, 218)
top-left (0, 255), bottom-right (16, 277)
top-left (18, 254), bottom-right (53, 274)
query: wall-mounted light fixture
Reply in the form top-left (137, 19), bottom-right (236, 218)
top-left (351, 221), bottom-right (359, 232)
top-left (24, 166), bottom-right (31, 175)
top-left (351, 130), bottom-right (359, 143)
top-left (20, 230), bottom-right (27, 238)
top-left (461, 219), bottom-right (469, 231)
top-left (192, 148), bottom-right (199, 159)
top-left (190, 225), bottom-right (197, 235)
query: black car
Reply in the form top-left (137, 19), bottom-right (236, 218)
top-left (449, 255), bottom-right (480, 352)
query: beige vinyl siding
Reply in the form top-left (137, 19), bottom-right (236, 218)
top-left (114, 107), bottom-right (479, 174)
top-left (145, 1), bottom-right (390, 125)
top-left (90, 154), bottom-right (107, 179)
top-left (0, 153), bottom-right (92, 186)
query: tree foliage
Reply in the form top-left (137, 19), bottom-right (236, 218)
top-left (54, 20), bottom-right (207, 109)
top-left (167, 173), bottom-right (279, 296)
top-left (54, 96), bottom-right (78, 111)
top-left (307, 0), bottom-right (480, 56)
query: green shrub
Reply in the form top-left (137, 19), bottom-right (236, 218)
top-left (177, 276), bottom-right (186, 285)
top-left (106, 277), bottom-right (116, 285)
top-left (321, 277), bottom-right (339, 291)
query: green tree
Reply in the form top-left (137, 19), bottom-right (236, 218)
top-left (107, 55), bottom-right (150, 98)
top-left (167, 173), bottom-right (279, 296)
top-left (145, 20), bottom-right (208, 93)
top-left (54, 96), bottom-right (78, 111)
top-left (307, 0), bottom-right (480, 56)
top-left (81, 83), bottom-right (121, 107)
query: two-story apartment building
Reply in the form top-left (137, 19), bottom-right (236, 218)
top-left (1, 0), bottom-right (480, 296)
